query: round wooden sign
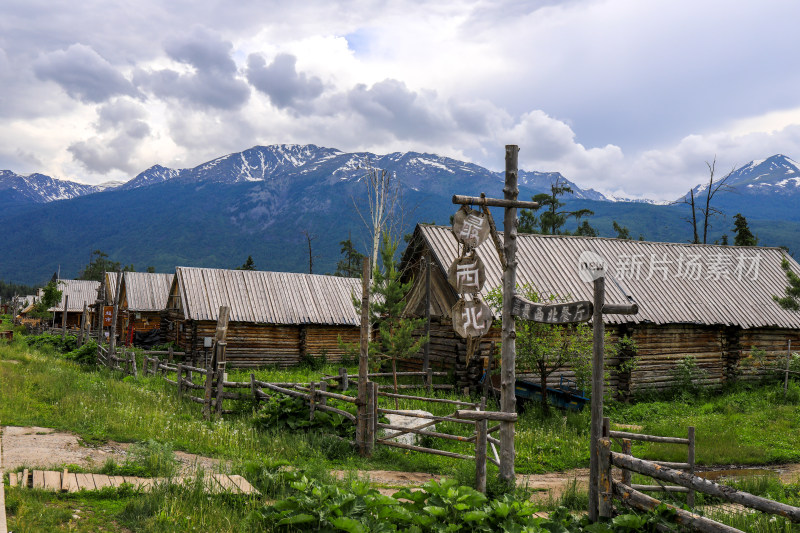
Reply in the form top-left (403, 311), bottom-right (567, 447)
top-left (447, 253), bottom-right (486, 295)
top-left (451, 207), bottom-right (490, 248)
top-left (451, 298), bottom-right (493, 338)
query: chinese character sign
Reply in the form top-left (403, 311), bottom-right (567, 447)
top-left (451, 207), bottom-right (490, 248)
top-left (511, 295), bottom-right (593, 324)
top-left (103, 305), bottom-right (114, 326)
top-left (451, 299), bottom-right (493, 338)
top-left (447, 254), bottom-right (486, 294)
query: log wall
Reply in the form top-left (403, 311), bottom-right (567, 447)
top-left (161, 309), bottom-right (359, 367)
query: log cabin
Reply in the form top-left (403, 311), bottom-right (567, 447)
top-left (401, 224), bottom-right (800, 395)
top-left (48, 279), bottom-right (101, 329)
top-left (163, 266), bottom-right (362, 367)
top-left (118, 272), bottom-right (174, 340)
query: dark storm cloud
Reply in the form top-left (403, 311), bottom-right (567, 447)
top-left (246, 53), bottom-right (323, 111)
top-left (134, 28), bottom-right (250, 110)
top-left (346, 79), bottom-right (448, 140)
top-left (32, 44), bottom-right (138, 103)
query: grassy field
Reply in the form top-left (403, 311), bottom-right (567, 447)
top-left (3, 330), bottom-right (800, 531)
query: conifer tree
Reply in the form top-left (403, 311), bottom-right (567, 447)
top-left (732, 213), bottom-right (757, 246)
top-left (774, 255), bottom-right (800, 311)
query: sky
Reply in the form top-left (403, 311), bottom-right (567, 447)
top-left (2, 0), bottom-right (800, 201)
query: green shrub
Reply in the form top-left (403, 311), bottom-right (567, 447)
top-left (63, 340), bottom-right (98, 365)
top-left (24, 332), bottom-right (77, 354)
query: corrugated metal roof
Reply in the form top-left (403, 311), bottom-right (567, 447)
top-left (175, 267), bottom-right (362, 326)
top-left (48, 279), bottom-right (101, 312)
top-left (121, 272), bottom-right (174, 312)
top-left (418, 225), bottom-right (800, 329)
top-left (101, 272), bottom-right (120, 303)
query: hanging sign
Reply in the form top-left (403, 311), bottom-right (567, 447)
top-left (103, 305), bottom-right (114, 326)
top-left (447, 253), bottom-right (486, 294)
top-left (451, 207), bottom-right (490, 248)
top-left (511, 295), bottom-right (593, 324)
top-left (451, 298), bottom-right (493, 338)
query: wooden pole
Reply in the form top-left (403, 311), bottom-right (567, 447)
top-left (500, 144), bottom-right (519, 485)
top-left (786, 340), bottom-right (792, 397)
top-left (319, 381), bottom-right (327, 407)
top-left (357, 257), bottom-right (371, 456)
top-left (475, 396), bottom-right (488, 494)
top-left (611, 452), bottom-right (800, 521)
top-left (599, 438), bottom-right (613, 518)
top-left (423, 252), bottom-right (431, 377)
top-left (310, 381), bottom-right (317, 420)
top-left (78, 303), bottom-right (87, 346)
top-left (61, 294), bottom-right (69, 340)
top-left (177, 364), bottom-right (184, 397)
top-left (109, 271), bottom-right (123, 365)
top-left (588, 276), bottom-right (606, 522)
top-left (392, 357), bottom-right (399, 409)
top-left (688, 426), bottom-right (696, 508)
top-left (621, 439), bottom-right (632, 487)
top-left (215, 362), bottom-right (226, 416)
top-left (339, 367), bottom-right (349, 391)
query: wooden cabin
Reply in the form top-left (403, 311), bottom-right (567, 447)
top-left (119, 272), bottom-right (174, 335)
top-left (163, 267), bottom-right (362, 367)
top-left (48, 279), bottom-right (101, 329)
top-left (401, 224), bottom-right (800, 394)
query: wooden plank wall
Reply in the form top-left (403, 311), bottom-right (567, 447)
top-left (161, 310), bottom-right (360, 367)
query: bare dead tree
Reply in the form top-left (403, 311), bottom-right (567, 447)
top-left (352, 157), bottom-right (402, 273)
top-left (301, 229), bottom-right (319, 274)
top-left (700, 157), bottom-right (735, 244)
top-left (674, 156), bottom-right (735, 244)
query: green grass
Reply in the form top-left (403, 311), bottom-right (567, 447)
top-left (607, 382), bottom-right (800, 466)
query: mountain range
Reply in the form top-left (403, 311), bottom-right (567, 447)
top-left (1, 146), bottom-right (798, 285)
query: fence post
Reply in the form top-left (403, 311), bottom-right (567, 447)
top-left (177, 363), bottom-right (184, 397)
top-left (215, 361), bottom-right (226, 416)
top-left (61, 294), bottom-right (69, 341)
top-left (250, 373), bottom-right (258, 403)
top-left (427, 367), bottom-right (433, 395)
top-left (202, 352), bottom-right (215, 419)
top-left (602, 417), bottom-right (610, 438)
top-left (621, 439), bottom-right (632, 487)
top-left (475, 396), bottom-right (488, 494)
top-left (786, 340), bottom-right (792, 397)
top-left (319, 381), bottom-right (327, 407)
top-left (688, 426), bottom-right (696, 508)
top-left (599, 438), bottom-right (613, 518)
top-left (168, 345), bottom-right (174, 363)
top-left (130, 351), bottom-right (137, 378)
top-left (339, 367), bottom-right (348, 391)
top-left (310, 382), bottom-right (317, 421)
top-left (142, 356), bottom-right (149, 375)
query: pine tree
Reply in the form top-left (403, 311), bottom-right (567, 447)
top-left (732, 213), bottom-right (757, 246)
top-left (519, 178), bottom-right (593, 235)
top-left (334, 235), bottom-right (365, 278)
top-left (774, 255), bottom-right (800, 311)
top-left (237, 256), bottom-right (256, 270)
top-left (612, 221), bottom-right (632, 240)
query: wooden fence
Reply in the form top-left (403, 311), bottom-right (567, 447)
top-left (139, 357), bottom-right (505, 493)
top-left (599, 426), bottom-right (800, 532)
top-left (605, 417), bottom-right (695, 507)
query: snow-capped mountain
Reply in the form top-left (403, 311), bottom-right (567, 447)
top-left (0, 170), bottom-right (99, 205)
top-left (726, 154), bottom-right (800, 194)
top-left (681, 154), bottom-right (800, 201)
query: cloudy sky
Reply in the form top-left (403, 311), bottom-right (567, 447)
top-left (2, 0), bottom-right (799, 200)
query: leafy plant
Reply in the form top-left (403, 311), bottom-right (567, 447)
top-left (63, 340), bottom-right (98, 365)
top-left (253, 395), bottom-right (354, 438)
top-left (670, 355), bottom-right (706, 397)
top-left (24, 332), bottom-right (77, 353)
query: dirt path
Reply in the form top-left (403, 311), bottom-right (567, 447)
top-left (0, 426), bottom-right (225, 475)
top-left (3, 425), bottom-right (799, 502)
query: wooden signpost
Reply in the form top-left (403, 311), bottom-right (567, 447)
top-left (452, 145), bottom-right (639, 520)
top-left (451, 299), bottom-right (493, 338)
top-left (511, 296), bottom-right (593, 324)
